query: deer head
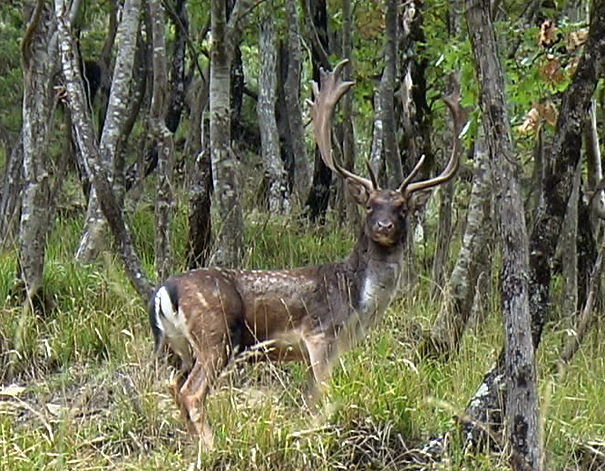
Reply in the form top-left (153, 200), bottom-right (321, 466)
top-left (310, 60), bottom-right (461, 252)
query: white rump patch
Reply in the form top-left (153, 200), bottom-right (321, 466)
top-left (154, 286), bottom-right (194, 367)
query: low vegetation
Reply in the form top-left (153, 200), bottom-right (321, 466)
top-left (0, 208), bottom-right (603, 470)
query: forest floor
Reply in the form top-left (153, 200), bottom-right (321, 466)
top-left (1, 215), bottom-right (604, 470)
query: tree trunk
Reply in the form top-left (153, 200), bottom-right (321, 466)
top-left (370, 91), bottom-right (386, 187)
top-left (185, 71), bottom-right (212, 269)
top-left (304, 0), bottom-right (332, 222)
top-left (18, 0), bottom-right (58, 305)
top-left (382, 0), bottom-right (402, 189)
top-left (284, 0), bottom-right (310, 204)
top-left (398, 0), bottom-right (432, 290)
top-left (528, 0), bottom-right (605, 349)
top-left (165, 0), bottom-right (189, 136)
top-left (466, 1), bottom-right (541, 469)
top-left (258, 6), bottom-right (289, 214)
top-left (422, 133), bottom-right (493, 359)
top-left (75, 0), bottom-right (141, 263)
top-left (399, 0), bottom-right (432, 178)
top-left (55, 0), bottom-right (153, 301)
top-left (461, 1), bottom-right (605, 455)
top-left (150, 0), bottom-right (174, 281)
top-left (431, 2), bottom-right (461, 301)
top-left (336, 0), bottom-right (358, 226)
top-left (558, 163), bottom-right (580, 318)
top-left (0, 131), bottom-right (24, 249)
top-left (558, 225), bottom-right (605, 372)
top-left (209, 0), bottom-right (247, 267)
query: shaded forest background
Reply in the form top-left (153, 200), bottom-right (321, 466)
top-left (1, 0), bottom-right (605, 470)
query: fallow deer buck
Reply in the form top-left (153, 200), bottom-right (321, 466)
top-left (150, 60), bottom-right (462, 448)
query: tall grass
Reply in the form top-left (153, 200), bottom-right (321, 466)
top-left (0, 207), bottom-right (603, 470)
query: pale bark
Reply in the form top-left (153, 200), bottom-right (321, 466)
top-left (18, 0), bottom-right (58, 302)
top-left (467, 1), bottom-right (541, 469)
top-left (75, 0), bottom-right (141, 262)
top-left (558, 163), bottom-right (581, 318)
top-left (55, 0), bottom-right (153, 300)
top-left (209, 0), bottom-right (248, 267)
top-left (284, 0), bottom-right (310, 203)
top-left (150, 0), bottom-right (174, 281)
top-left (258, 8), bottom-right (289, 214)
top-left (586, 99), bottom-right (603, 230)
top-left (370, 91), bottom-right (385, 187)
top-left (424, 135), bottom-right (493, 358)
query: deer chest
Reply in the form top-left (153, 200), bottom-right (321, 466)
top-left (358, 260), bottom-right (402, 326)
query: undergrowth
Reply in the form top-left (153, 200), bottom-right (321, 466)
top-left (0, 208), bottom-right (603, 470)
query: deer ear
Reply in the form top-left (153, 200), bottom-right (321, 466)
top-left (345, 178), bottom-right (371, 206)
top-left (409, 189), bottom-right (432, 211)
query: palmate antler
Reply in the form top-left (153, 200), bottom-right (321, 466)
top-left (310, 59), bottom-right (462, 197)
top-left (310, 60), bottom-right (376, 192)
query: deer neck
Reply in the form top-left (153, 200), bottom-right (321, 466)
top-left (346, 229), bottom-right (403, 321)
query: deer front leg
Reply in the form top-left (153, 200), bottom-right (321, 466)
top-left (303, 335), bottom-right (337, 410)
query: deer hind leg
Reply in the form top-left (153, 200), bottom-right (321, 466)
top-left (168, 366), bottom-right (191, 427)
top-left (176, 343), bottom-right (230, 450)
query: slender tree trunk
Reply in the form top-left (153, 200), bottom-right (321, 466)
top-left (185, 72), bottom-right (212, 269)
top-left (55, 0), bottom-right (153, 301)
top-left (558, 163), bottom-right (580, 318)
top-left (399, 0), bottom-right (432, 177)
top-left (336, 0), bottom-right (358, 226)
top-left (150, 0), bottom-right (174, 281)
top-left (398, 0), bottom-right (432, 290)
top-left (165, 0), bottom-right (189, 135)
top-left (466, 1), bottom-right (541, 469)
top-left (0, 132), bottom-right (24, 249)
top-left (431, 2), bottom-right (461, 300)
top-left (558, 223), bottom-right (605, 372)
top-left (75, 0), bottom-right (141, 263)
top-left (370, 91), bottom-right (386, 187)
top-left (382, 0), bottom-right (402, 189)
top-left (18, 0), bottom-right (58, 305)
top-left (284, 0), bottom-right (310, 204)
top-left (209, 0), bottom-right (247, 267)
top-left (423, 133), bottom-right (493, 359)
top-left (304, 0), bottom-right (332, 222)
top-left (586, 98), bottom-right (603, 229)
top-left (258, 6), bottom-right (289, 214)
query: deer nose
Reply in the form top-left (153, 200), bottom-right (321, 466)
top-left (376, 220), bottom-right (394, 232)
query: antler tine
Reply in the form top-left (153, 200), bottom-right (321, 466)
top-left (311, 59), bottom-right (376, 190)
top-left (397, 155), bottom-right (426, 193)
top-left (401, 92), bottom-right (463, 198)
